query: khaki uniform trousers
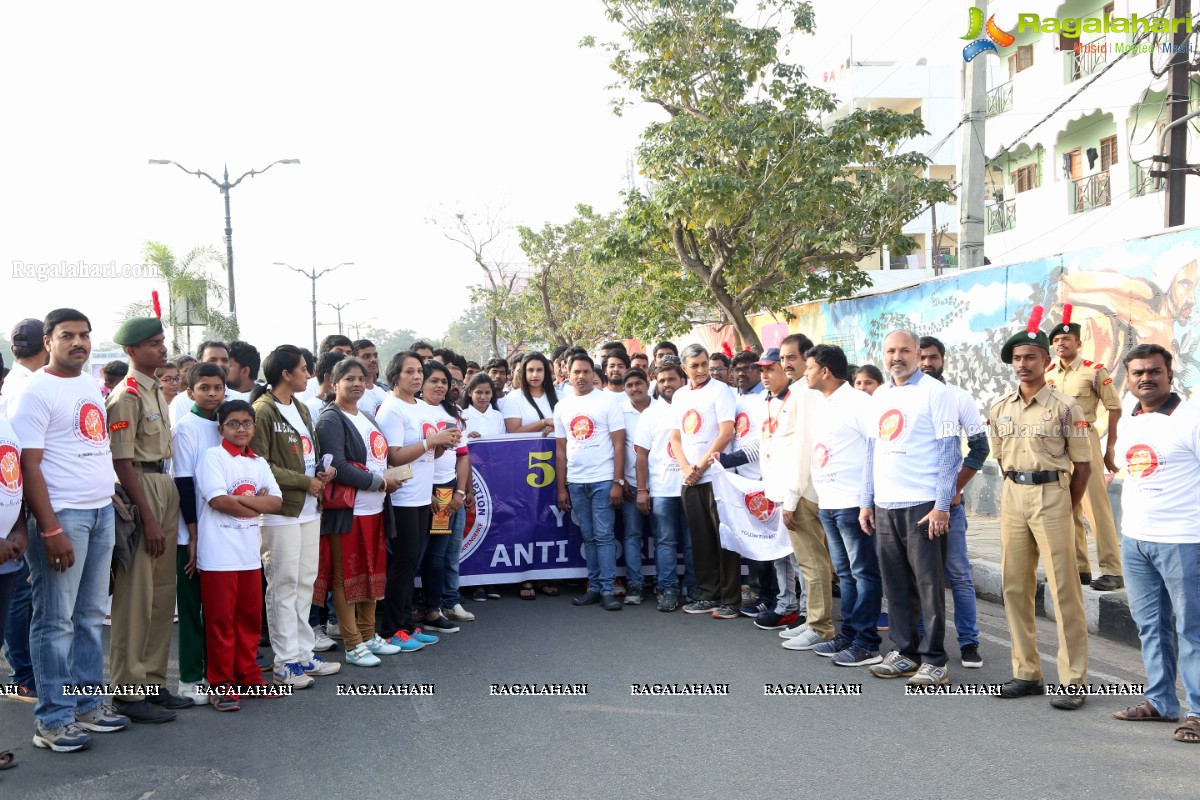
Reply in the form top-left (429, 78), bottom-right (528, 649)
top-left (110, 472), bottom-right (181, 700)
top-left (788, 498), bottom-right (835, 638)
top-left (1000, 479), bottom-right (1088, 685)
top-left (1072, 426), bottom-right (1122, 576)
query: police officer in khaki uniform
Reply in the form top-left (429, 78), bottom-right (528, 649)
top-left (989, 306), bottom-right (1092, 709)
top-left (1047, 304), bottom-right (1123, 591)
top-left (106, 316), bottom-right (188, 723)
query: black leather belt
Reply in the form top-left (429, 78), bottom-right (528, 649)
top-left (135, 461), bottom-right (165, 473)
top-left (1005, 470), bottom-right (1058, 485)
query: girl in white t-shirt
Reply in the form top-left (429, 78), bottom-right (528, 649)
top-left (502, 352), bottom-right (559, 436)
top-left (462, 373), bottom-right (505, 440)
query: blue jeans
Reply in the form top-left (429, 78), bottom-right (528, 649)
top-left (569, 482), bottom-right (617, 595)
top-left (650, 496), bottom-right (697, 594)
top-left (621, 500), bottom-right (648, 590)
top-left (944, 504), bottom-right (979, 647)
top-left (1123, 536), bottom-right (1200, 720)
top-left (442, 507), bottom-right (466, 607)
top-left (27, 505), bottom-right (115, 729)
top-left (421, 532), bottom-right (454, 612)
top-left (3, 557), bottom-right (36, 691)
top-left (820, 506), bottom-right (882, 652)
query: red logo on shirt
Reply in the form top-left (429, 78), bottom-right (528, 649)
top-left (0, 443), bottom-right (22, 495)
top-left (879, 409), bottom-right (906, 443)
top-left (369, 430), bottom-right (387, 462)
top-left (666, 441), bottom-right (676, 459)
top-left (301, 435), bottom-right (313, 457)
top-left (1125, 444), bottom-right (1160, 479)
top-left (422, 421), bottom-right (449, 439)
top-left (569, 416), bottom-right (595, 441)
top-left (812, 443), bottom-right (830, 469)
top-left (744, 490), bottom-right (777, 522)
top-left (762, 417), bottom-right (778, 439)
top-left (75, 400), bottom-right (108, 446)
top-left (735, 412), bottom-right (750, 438)
top-left (682, 409), bottom-right (703, 436)
top-left (231, 481), bottom-right (258, 520)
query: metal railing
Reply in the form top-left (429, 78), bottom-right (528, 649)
top-left (987, 82), bottom-right (1013, 117)
top-left (986, 199), bottom-right (1017, 233)
top-left (1132, 162), bottom-right (1165, 197)
top-left (1070, 39), bottom-right (1108, 81)
top-left (1071, 171), bottom-right (1111, 214)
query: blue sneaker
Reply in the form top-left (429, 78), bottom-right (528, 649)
top-left (739, 601), bottom-right (769, 618)
top-left (813, 634), bottom-right (853, 657)
top-left (387, 630), bottom-right (425, 652)
top-left (409, 627), bottom-right (439, 645)
top-left (33, 721), bottom-right (92, 752)
top-left (877, 612), bottom-right (889, 631)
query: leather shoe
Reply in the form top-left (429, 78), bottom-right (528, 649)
top-left (1090, 574), bottom-right (1124, 591)
top-left (601, 594), bottom-right (623, 611)
top-left (573, 590), bottom-right (602, 606)
top-left (147, 688), bottom-right (195, 710)
top-left (998, 678), bottom-right (1044, 698)
top-left (1050, 693), bottom-right (1086, 710)
top-left (114, 698), bottom-right (177, 724)
top-left (1079, 572), bottom-right (1092, 585)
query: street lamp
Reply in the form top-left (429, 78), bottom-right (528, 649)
top-left (150, 157), bottom-right (300, 327)
top-left (274, 262), bottom-right (354, 352)
top-left (323, 299), bottom-right (366, 336)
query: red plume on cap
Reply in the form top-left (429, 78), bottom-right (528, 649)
top-left (1061, 303), bottom-right (1073, 327)
top-left (1026, 305), bottom-right (1044, 334)
top-left (721, 341), bottom-right (734, 357)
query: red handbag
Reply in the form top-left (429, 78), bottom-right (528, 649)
top-left (322, 460), bottom-right (364, 510)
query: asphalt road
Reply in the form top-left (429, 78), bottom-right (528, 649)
top-left (0, 592), bottom-right (1192, 800)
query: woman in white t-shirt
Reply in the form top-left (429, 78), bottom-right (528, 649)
top-left (249, 346), bottom-right (340, 684)
top-left (502, 352), bottom-right (558, 436)
top-left (0, 411), bottom-right (28, 735)
top-left (314, 357), bottom-right (405, 668)
top-left (462, 373), bottom-right (506, 439)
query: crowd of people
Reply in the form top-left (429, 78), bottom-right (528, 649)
top-left (0, 301), bottom-right (1197, 767)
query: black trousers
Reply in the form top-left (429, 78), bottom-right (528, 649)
top-left (682, 483), bottom-right (742, 606)
top-left (378, 504), bottom-right (431, 635)
top-left (875, 502), bottom-right (948, 666)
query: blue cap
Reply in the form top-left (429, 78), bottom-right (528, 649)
top-left (756, 348), bottom-right (782, 366)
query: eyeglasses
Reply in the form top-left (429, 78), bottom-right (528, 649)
top-left (709, 367), bottom-right (728, 375)
top-left (221, 420), bottom-right (256, 431)
top-left (159, 376), bottom-right (183, 384)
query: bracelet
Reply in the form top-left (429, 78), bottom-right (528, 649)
top-left (637, 488), bottom-right (649, 493)
top-left (422, 438), bottom-right (430, 453)
top-left (454, 489), bottom-right (467, 497)
top-left (40, 527), bottom-right (63, 538)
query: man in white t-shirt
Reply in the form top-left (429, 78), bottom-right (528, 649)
top-left (671, 344), bottom-right (740, 619)
top-left (224, 341), bottom-right (260, 402)
top-left (353, 339), bottom-right (387, 416)
top-left (1, 318), bottom-right (48, 418)
top-left (618, 368), bottom-right (654, 604)
top-left (12, 308), bottom-right (130, 752)
top-left (1111, 344), bottom-right (1200, 738)
top-left (556, 354), bottom-right (626, 611)
top-left (859, 330), bottom-right (959, 688)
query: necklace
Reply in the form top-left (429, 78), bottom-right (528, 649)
top-left (764, 387), bottom-right (791, 438)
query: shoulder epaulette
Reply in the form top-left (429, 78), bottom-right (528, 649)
top-left (1046, 362), bottom-right (1057, 372)
top-left (1083, 360), bottom-right (1094, 367)
top-left (1093, 362), bottom-right (1104, 370)
top-left (124, 376), bottom-right (139, 397)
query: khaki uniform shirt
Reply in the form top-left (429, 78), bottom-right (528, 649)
top-left (1047, 356), bottom-right (1120, 423)
top-left (106, 368), bottom-right (173, 462)
top-left (988, 383), bottom-right (1091, 480)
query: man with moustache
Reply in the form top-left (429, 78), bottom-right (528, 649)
top-left (988, 308), bottom-right (1092, 708)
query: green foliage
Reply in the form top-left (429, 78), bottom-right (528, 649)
top-left (442, 302), bottom-right (502, 363)
top-left (587, 0), bottom-right (954, 349)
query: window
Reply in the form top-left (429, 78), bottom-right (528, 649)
top-left (1065, 149), bottom-right (1083, 180)
top-left (912, 105), bottom-right (922, 121)
top-left (1103, 2), bottom-right (1114, 16)
top-left (1012, 164), bottom-right (1038, 193)
top-left (1100, 135), bottom-right (1118, 170)
top-left (1008, 44), bottom-right (1034, 76)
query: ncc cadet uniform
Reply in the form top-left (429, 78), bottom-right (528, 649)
top-left (106, 317), bottom-right (183, 708)
top-left (989, 316), bottom-right (1092, 700)
top-left (1046, 320), bottom-right (1123, 587)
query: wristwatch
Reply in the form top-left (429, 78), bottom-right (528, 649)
top-left (615, 479), bottom-right (626, 487)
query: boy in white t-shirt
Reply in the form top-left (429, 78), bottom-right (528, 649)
top-left (195, 401), bottom-right (283, 711)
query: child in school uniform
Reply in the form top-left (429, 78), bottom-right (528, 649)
top-left (196, 400), bottom-right (282, 711)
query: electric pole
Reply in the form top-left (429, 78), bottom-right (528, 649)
top-left (959, 0), bottom-right (987, 269)
top-left (1165, 0), bottom-right (1191, 227)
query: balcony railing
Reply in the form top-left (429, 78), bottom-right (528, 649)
top-left (1071, 171), bottom-right (1111, 214)
top-left (1132, 162), bottom-right (1165, 197)
top-left (1070, 40), bottom-right (1108, 81)
top-left (986, 82), bottom-right (1013, 117)
top-left (986, 198), bottom-right (1017, 233)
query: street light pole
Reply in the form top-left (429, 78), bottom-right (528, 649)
top-left (150, 157), bottom-right (300, 327)
top-left (323, 299), bottom-right (366, 335)
top-left (274, 262), bottom-right (354, 352)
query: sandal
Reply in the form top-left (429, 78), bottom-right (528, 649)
top-left (520, 582), bottom-right (536, 601)
top-left (540, 583), bottom-right (559, 597)
top-left (1173, 716), bottom-right (1200, 743)
top-left (0, 751), bottom-right (16, 771)
top-left (1113, 701), bottom-right (1178, 722)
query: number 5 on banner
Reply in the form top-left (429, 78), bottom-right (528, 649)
top-left (527, 451), bottom-right (554, 488)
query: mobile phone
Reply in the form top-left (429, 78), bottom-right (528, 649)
top-left (917, 520), bottom-right (930, 536)
top-left (444, 423), bottom-right (458, 432)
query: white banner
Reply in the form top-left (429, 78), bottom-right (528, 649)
top-left (710, 465), bottom-right (794, 561)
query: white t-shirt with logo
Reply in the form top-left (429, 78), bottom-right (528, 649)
top-left (671, 379), bottom-right (738, 486)
top-left (377, 396), bottom-right (439, 507)
top-left (810, 382), bottom-right (875, 510)
top-left (621, 397), bottom-right (653, 486)
top-left (347, 409), bottom-right (388, 516)
top-left (0, 416), bottom-right (24, 576)
top-left (262, 400), bottom-right (319, 526)
top-left (0, 362), bottom-right (34, 419)
top-left (170, 410), bottom-right (221, 545)
top-left (1117, 398), bottom-right (1200, 544)
top-left (196, 444), bottom-right (282, 571)
top-left (633, 400), bottom-right (682, 498)
top-left (429, 405), bottom-right (463, 485)
top-left (501, 391), bottom-right (553, 428)
top-left (867, 372), bottom-right (958, 505)
top-left (358, 385), bottom-right (387, 417)
top-left (10, 371), bottom-right (113, 510)
top-left (168, 391), bottom-right (191, 427)
top-left (223, 387), bottom-right (251, 403)
top-left (463, 404), bottom-right (505, 439)
top-left (732, 392), bottom-right (766, 481)
top-left (554, 389), bottom-right (625, 484)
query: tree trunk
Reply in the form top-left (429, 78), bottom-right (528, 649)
top-left (709, 279), bottom-right (762, 351)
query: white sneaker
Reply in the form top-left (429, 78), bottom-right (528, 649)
top-left (300, 655), bottom-right (341, 676)
top-left (345, 643), bottom-right (381, 668)
top-left (273, 661), bottom-right (315, 688)
top-left (443, 603), bottom-right (476, 622)
top-left (363, 634), bottom-right (401, 655)
top-left (326, 621), bottom-right (342, 639)
top-left (179, 680), bottom-right (209, 706)
top-left (781, 626), bottom-right (831, 651)
top-left (312, 625), bottom-right (336, 652)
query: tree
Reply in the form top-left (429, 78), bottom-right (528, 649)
top-left (586, 0), bottom-right (954, 350)
top-left (117, 242), bottom-right (238, 353)
top-left (442, 302), bottom-right (500, 363)
top-left (358, 326), bottom-right (422, 363)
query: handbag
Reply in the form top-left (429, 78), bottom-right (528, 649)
top-left (322, 460), bottom-right (364, 509)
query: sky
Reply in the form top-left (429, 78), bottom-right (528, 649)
top-left (0, 0), bottom-right (965, 355)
